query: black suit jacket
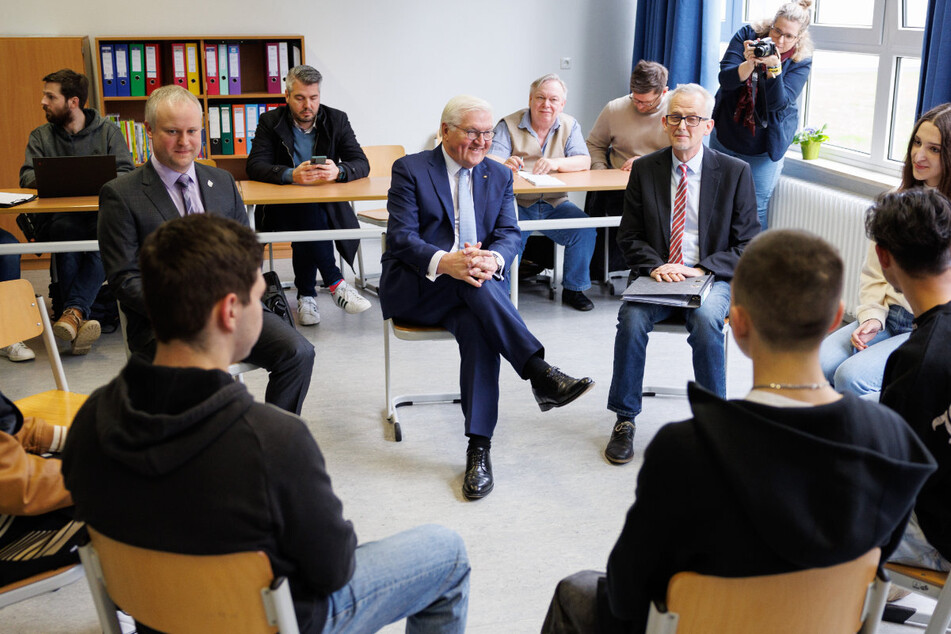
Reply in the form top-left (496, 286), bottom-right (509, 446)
top-left (98, 161), bottom-right (247, 351)
top-left (617, 146), bottom-right (759, 281)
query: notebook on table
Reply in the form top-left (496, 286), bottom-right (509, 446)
top-left (33, 155), bottom-right (118, 198)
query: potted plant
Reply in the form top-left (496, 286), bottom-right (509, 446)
top-left (793, 124), bottom-right (829, 160)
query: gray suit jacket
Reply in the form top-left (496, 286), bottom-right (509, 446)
top-left (98, 161), bottom-right (246, 351)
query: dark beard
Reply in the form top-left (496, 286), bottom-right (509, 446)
top-left (45, 109), bottom-right (71, 127)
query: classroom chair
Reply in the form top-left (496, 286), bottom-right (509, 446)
top-left (884, 562), bottom-right (951, 633)
top-left (642, 316), bottom-right (731, 398)
top-left (79, 527), bottom-right (299, 634)
top-left (646, 548), bottom-right (887, 633)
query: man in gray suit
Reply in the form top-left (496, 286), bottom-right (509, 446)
top-left (98, 86), bottom-right (314, 415)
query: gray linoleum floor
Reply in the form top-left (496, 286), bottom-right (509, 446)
top-left (0, 259), bottom-right (936, 633)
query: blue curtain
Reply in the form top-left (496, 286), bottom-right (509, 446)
top-left (632, 0), bottom-right (722, 93)
top-left (917, 0), bottom-right (951, 117)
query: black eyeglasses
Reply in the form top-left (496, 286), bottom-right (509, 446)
top-left (452, 125), bottom-right (495, 141)
top-left (664, 114), bottom-right (710, 127)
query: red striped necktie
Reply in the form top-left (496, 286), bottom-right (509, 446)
top-left (669, 163), bottom-right (688, 265)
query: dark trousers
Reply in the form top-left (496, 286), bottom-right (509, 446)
top-left (39, 212), bottom-right (105, 318)
top-left (389, 276), bottom-right (543, 437)
top-left (0, 229), bottom-right (19, 281)
top-left (263, 203), bottom-right (343, 296)
top-left (132, 309), bottom-right (314, 416)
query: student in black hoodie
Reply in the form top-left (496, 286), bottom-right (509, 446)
top-left (62, 214), bottom-right (470, 634)
top-left (873, 188), bottom-right (951, 572)
top-left (542, 229), bottom-right (936, 634)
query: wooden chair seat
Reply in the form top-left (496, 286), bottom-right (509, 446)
top-left (646, 548), bottom-right (886, 633)
top-left (884, 561), bottom-right (951, 633)
top-left (80, 527), bottom-right (299, 634)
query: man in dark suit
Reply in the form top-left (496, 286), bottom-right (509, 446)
top-left (380, 95), bottom-right (594, 501)
top-left (604, 83), bottom-right (759, 464)
top-left (98, 85), bottom-right (314, 415)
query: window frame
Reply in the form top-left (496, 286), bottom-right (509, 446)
top-left (719, 0), bottom-right (925, 176)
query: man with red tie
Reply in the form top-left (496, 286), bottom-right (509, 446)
top-left (604, 83), bottom-right (759, 464)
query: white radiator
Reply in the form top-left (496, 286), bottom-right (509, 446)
top-left (769, 176), bottom-right (875, 319)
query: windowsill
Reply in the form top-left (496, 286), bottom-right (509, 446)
top-left (781, 153), bottom-right (901, 198)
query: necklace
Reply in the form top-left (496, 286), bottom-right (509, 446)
top-left (751, 381), bottom-right (830, 390)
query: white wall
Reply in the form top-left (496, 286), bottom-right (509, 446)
top-left (4, 0), bottom-right (637, 152)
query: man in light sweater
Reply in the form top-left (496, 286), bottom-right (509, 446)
top-left (585, 60), bottom-right (672, 281)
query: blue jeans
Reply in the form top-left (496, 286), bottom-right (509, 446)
top-left (709, 129), bottom-right (782, 232)
top-left (819, 304), bottom-right (914, 397)
top-left (40, 212), bottom-right (104, 318)
top-left (890, 512), bottom-right (951, 572)
top-left (323, 524), bottom-right (470, 634)
top-left (0, 228), bottom-right (19, 282)
top-left (607, 281), bottom-right (732, 420)
top-left (518, 200), bottom-right (596, 291)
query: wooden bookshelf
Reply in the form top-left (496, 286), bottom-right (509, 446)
top-left (0, 36), bottom-right (91, 265)
top-left (94, 36), bottom-right (303, 180)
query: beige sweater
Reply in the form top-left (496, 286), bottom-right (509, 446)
top-left (856, 241), bottom-right (913, 325)
top-left (585, 94), bottom-right (671, 170)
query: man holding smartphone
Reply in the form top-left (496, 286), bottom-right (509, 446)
top-left (247, 65), bottom-right (371, 325)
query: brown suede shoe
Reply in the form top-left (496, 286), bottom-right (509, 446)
top-left (53, 307), bottom-right (83, 341)
top-left (70, 318), bottom-right (101, 355)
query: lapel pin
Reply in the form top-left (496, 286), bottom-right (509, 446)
top-left (208, 180), bottom-right (214, 187)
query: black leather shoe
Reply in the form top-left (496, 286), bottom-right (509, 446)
top-left (605, 421), bottom-right (636, 464)
top-left (462, 446), bottom-right (494, 500)
top-left (531, 367), bottom-right (595, 412)
top-left (562, 289), bottom-right (594, 311)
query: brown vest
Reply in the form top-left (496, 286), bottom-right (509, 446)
top-left (501, 109), bottom-right (575, 208)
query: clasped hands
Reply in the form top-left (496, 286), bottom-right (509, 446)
top-left (292, 159), bottom-right (340, 185)
top-left (438, 242), bottom-right (498, 287)
top-left (650, 263), bottom-right (704, 283)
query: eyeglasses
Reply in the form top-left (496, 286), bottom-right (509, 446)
top-left (664, 114), bottom-right (710, 127)
top-left (770, 25), bottom-right (800, 41)
top-left (452, 125), bottom-right (495, 141)
top-left (630, 92), bottom-right (663, 109)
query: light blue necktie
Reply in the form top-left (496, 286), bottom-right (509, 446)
top-left (177, 173), bottom-right (197, 216)
top-left (457, 167), bottom-right (477, 247)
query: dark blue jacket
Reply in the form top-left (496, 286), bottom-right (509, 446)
top-left (713, 25), bottom-right (812, 161)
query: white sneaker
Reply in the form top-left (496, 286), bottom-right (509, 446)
top-left (0, 342), bottom-right (36, 362)
top-left (331, 280), bottom-right (371, 314)
top-left (297, 295), bottom-right (320, 326)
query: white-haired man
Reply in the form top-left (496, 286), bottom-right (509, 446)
top-left (604, 83), bottom-right (759, 464)
top-left (380, 95), bottom-right (594, 500)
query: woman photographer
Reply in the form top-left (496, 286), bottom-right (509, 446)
top-left (711, 0), bottom-right (814, 231)
top-left (819, 103), bottom-right (951, 397)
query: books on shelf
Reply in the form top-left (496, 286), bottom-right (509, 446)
top-left (210, 102), bottom-right (282, 156)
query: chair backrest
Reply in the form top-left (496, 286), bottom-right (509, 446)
top-left (363, 145), bottom-right (405, 178)
top-left (195, 157), bottom-right (218, 168)
top-left (80, 527), bottom-right (299, 634)
top-left (0, 279), bottom-right (69, 391)
top-left (646, 548), bottom-right (885, 634)
top-left (0, 279), bottom-right (44, 348)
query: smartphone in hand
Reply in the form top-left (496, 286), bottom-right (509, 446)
top-left (310, 155), bottom-right (327, 165)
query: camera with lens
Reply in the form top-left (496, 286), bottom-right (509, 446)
top-left (751, 37), bottom-right (778, 58)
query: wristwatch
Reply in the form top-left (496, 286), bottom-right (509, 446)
top-left (336, 164), bottom-right (346, 182)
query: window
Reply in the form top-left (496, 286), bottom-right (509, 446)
top-left (720, 0), bottom-right (926, 174)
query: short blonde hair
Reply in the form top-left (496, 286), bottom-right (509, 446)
top-left (752, 0), bottom-right (814, 62)
top-left (145, 85), bottom-right (201, 128)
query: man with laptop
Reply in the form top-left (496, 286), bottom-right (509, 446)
top-left (19, 69), bottom-right (133, 355)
